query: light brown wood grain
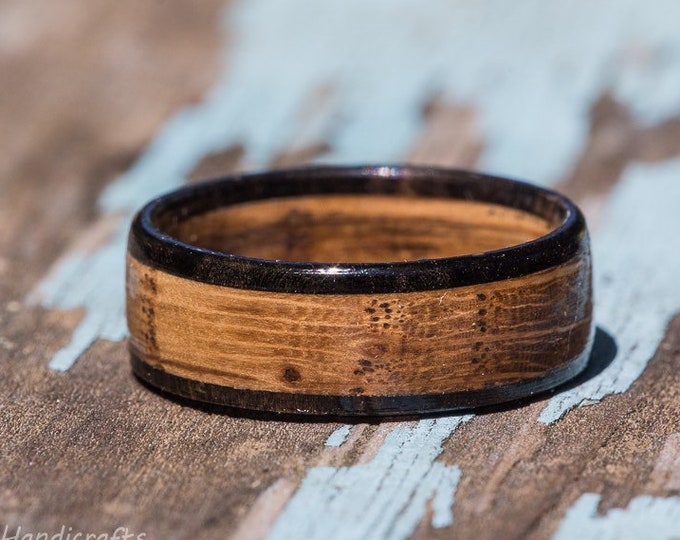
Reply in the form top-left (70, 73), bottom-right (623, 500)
top-left (126, 252), bottom-right (591, 396)
top-left (171, 195), bottom-right (553, 263)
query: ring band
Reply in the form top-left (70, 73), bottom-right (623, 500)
top-left (126, 165), bottom-right (593, 415)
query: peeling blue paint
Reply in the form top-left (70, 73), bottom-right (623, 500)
top-left (30, 227), bottom-right (128, 371)
top-left (540, 157), bottom-right (680, 422)
top-left (268, 416), bottom-right (471, 540)
top-left (554, 494), bottom-right (680, 540)
top-left (325, 425), bottom-right (352, 447)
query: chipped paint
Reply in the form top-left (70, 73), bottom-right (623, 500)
top-left (267, 416), bottom-right (471, 540)
top-left (30, 227), bottom-right (128, 371)
top-left (540, 157), bottom-right (680, 422)
top-left (554, 494), bottom-right (680, 540)
top-left (325, 425), bottom-right (352, 447)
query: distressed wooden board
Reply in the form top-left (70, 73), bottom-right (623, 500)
top-left (1, 1), bottom-right (680, 539)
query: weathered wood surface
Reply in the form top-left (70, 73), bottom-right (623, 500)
top-left (1, 1), bottom-right (680, 539)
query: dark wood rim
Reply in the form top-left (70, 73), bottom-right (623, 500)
top-left (130, 344), bottom-right (592, 416)
top-left (128, 165), bottom-right (588, 294)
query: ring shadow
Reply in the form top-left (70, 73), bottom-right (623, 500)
top-left (133, 325), bottom-right (618, 425)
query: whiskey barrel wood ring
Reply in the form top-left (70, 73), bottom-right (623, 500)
top-left (126, 165), bottom-right (593, 416)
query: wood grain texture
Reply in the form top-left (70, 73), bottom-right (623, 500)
top-left (127, 253), bottom-right (591, 398)
top-left (3, 1), bottom-right (680, 539)
top-left (172, 195), bottom-right (552, 263)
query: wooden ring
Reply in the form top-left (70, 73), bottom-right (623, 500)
top-left (126, 165), bottom-right (593, 416)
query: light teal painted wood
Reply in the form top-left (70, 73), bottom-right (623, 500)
top-left (28, 0), bottom-right (680, 537)
top-left (268, 416), bottom-right (471, 540)
top-left (555, 494), bottom-right (680, 540)
top-left (540, 157), bottom-right (680, 422)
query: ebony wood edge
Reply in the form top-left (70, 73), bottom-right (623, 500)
top-left (130, 338), bottom-right (593, 417)
top-left (128, 165), bottom-right (588, 294)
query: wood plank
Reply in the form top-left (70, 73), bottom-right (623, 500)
top-left (2, 1), bottom-right (680, 539)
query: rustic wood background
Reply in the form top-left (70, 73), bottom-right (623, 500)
top-left (1, 1), bottom-right (679, 539)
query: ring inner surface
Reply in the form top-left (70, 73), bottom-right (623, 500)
top-left (166, 194), bottom-right (554, 264)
